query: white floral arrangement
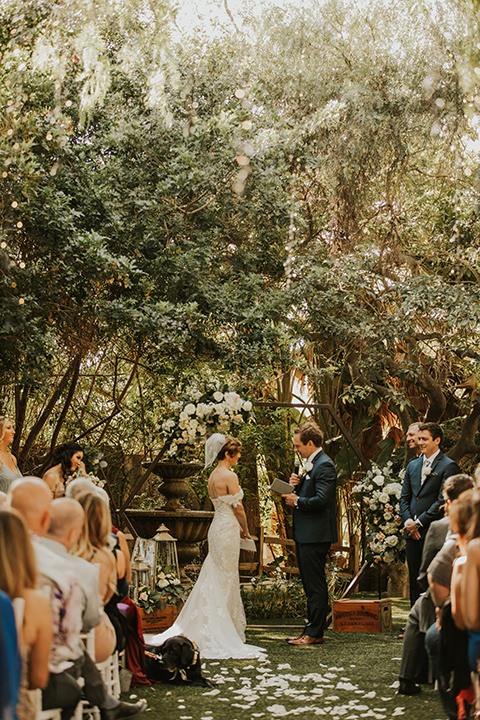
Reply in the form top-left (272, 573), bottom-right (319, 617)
top-left (352, 462), bottom-right (406, 565)
top-left (159, 381), bottom-right (253, 461)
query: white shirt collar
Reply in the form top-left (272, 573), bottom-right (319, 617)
top-left (308, 448), bottom-right (322, 463)
top-left (423, 449), bottom-right (440, 465)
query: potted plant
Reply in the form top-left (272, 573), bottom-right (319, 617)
top-left (136, 572), bottom-right (189, 633)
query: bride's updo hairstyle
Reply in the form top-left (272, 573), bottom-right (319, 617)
top-left (217, 436), bottom-right (242, 461)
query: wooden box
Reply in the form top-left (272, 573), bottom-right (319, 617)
top-left (333, 598), bottom-right (392, 633)
top-left (138, 604), bottom-right (182, 634)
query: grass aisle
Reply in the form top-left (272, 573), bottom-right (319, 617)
top-left (130, 598), bottom-right (446, 719)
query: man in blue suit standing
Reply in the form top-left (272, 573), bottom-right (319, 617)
top-left (400, 421), bottom-right (460, 606)
top-left (282, 421), bottom-right (337, 646)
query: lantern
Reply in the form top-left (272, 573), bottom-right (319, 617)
top-left (130, 555), bottom-right (152, 603)
top-left (152, 524), bottom-right (180, 580)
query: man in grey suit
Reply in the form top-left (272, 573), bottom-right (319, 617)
top-left (400, 422), bottom-right (460, 606)
top-left (282, 421), bottom-right (338, 646)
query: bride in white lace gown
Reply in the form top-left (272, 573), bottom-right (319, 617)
top-left (148, 434), bottom-right (264, 659)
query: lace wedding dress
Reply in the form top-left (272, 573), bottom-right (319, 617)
top-left (148, 489), bottom-right (264, 659)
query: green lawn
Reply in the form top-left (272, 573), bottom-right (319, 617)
top-left (129, 597), bottom-right (446, 719)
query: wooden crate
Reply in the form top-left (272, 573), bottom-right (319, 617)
top-left (333, 598), bottom-right (392, 633)
top-left (138, 604), bottom-right (182, 634)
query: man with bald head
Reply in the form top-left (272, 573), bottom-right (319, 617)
top-left (9, 478), bottom-right (146, 720)
top-left (42, 498), bottom-right (103, 633)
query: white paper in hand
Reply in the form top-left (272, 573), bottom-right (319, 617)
top-left (269, 477), bottom-right (295, 494)
top-left (240, 538), bottom-right (256, 552)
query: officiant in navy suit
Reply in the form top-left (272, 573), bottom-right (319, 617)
top-left (282, 421), bottom-right (337, 646)
top-left (400, 421), bottom-right (460, 606)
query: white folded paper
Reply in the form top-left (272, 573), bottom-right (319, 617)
top-left (269, 477), bottom-right (295, 495)
top-left (240, 538), bottom-right (256, 552)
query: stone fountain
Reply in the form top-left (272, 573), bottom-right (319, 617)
top-left (125, 462), bottom-right (213, 583)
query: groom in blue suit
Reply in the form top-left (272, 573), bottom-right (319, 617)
top-left (283, 422), bottom-right (337, 646)
top-left (400, 421), bottom-right (460, 606)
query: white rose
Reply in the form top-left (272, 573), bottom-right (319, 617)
top-left (379, 493), bottom-right (389, 503)
top-left (184, 403), bottom-right (196, 415)
top-left (384, 512), bottom-right (392, 521)
top-left (172, 578), bottom-right (181, 585)
top-left (386, 535), bottom-right (399, 547)
top-left (213, 391), bottom-right (224, 402)
top-left (179, 411), bottom-right (188, 422)
top-left (157, 579), bottom-right (169, 589)
top-left (157, 572), bottom-right (166, 580)
top-left (243, 400), bottom-right (252, 412)
top-left (373, 475), bottom-right (384, 486)
top-left (139, 592), bottom-right (148, 601)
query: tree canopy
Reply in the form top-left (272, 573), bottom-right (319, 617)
top-left (2, 0), bottom-right (480, 494)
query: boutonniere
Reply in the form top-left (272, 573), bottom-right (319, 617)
top-left (303, 461), bottom-right (313, 473)
top-left (424, 467), bottom-right (433, 477)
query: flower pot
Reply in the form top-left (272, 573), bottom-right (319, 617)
top-left (138, 603), bottom-right (183, 634)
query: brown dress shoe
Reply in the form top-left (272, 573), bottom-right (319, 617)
top-left (287, 635), bottom-right (324, 646)
top-left (285, 632), bottom-right (305, 643)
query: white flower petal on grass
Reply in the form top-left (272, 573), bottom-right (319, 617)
top-left (202, 689), bottom-right (220, 696)
top-left (252, 715), bottom-right (265, 718)
top-left (267, 705), bottom-right (289, 716)
top-left (278, 663), bottom-right (291, 670)
top-left (337, 682), bottom-right (358, 691)
top-left (324, 672), bottom-right (337, 679)
top-left (389, 681), bottom-right (400, 689)
top-left (391, 710), bottom-right (405, 716)
top-left (363, 691), bottom-right (376, 698)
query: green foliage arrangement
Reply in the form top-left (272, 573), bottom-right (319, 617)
top-left (241, 567), bottom-right (349, 620)
top-left (137, 572), bottom-right (189, 613)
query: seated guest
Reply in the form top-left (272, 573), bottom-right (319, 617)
top-left (398, 474), bottom-right (474, 696)
top-left (0, 508), bottom-right (52, 720)
top-left (67, 481), bottom-right (130, 613)
top-left (425, 491), bottom-right (474, 719)
top-left (43, 442), bottom-right (85, 498)
top-left (8, 477), bottom-right (83, 720)
top-left (9, 478), bottom-right (146, 720)
top-left (41, 499), bottom-right (103, 634)
top-left (0, 589), bottom-right (22, 720)
top-left (455, 486), bottom-right (480, 709)
top-left (73, 492), bottom-right (118, 662)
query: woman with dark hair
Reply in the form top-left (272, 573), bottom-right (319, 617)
top-left (42, 442), bottom-right (85, 498)
top-left (149, 434), bottom-right (264, 660)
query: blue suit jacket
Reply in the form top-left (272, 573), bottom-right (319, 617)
top-left (293, 450), bottom-right (338, 545)
top-left (399, 452), bottom-right (460, 538)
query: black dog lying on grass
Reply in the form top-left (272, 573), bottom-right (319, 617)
top-left (145, 635), bottom-right (216, 687)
